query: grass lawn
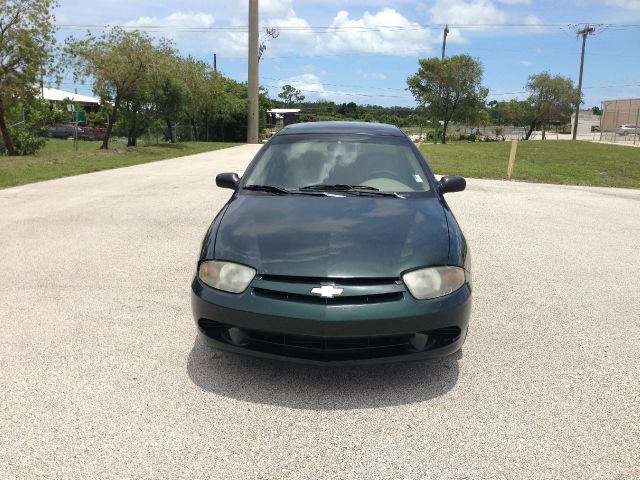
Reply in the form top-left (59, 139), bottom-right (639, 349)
top-left (420, 141), bottom-right (640, 189)
top-left (0, 139), bottom-right (241, 189)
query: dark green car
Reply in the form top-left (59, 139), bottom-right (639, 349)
top-left (191, 122), bottom-right (471, 365)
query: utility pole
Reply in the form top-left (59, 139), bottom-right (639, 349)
top-left (40, 61), bottom-right (45, 99)
top-left (247, 0), bottom-right (260, 144)
top-left (441, 24), bottom-right (449, 60)
top-left (572, 25), bottom-right (595, 140)
top-left (214, 53), bottom-right (217, 72)
top-left (433, 24), bottom-right (449, 144)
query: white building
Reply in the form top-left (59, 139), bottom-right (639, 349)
top-left (571, 109), bottom-right (601, 135)
top-left (40, 87), bottom-right (101, 111)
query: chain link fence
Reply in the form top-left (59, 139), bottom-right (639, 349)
top-left (600, 98), bottom-right (640, 144)
top-left (457, 125), bottom-right (527, 140)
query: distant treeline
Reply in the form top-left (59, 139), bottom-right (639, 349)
top-left (269, 100), bottom-right (429, 128)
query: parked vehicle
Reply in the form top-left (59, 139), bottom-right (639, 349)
top-left (191, 121), bottom-right (472, 365)
top-left (47, 123), bottom-right (77, 139)
top-left (47, 123), bottom-right (106, 141)
top-left (616, 124), bottom-right (640, 136)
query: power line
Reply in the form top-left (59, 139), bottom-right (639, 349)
top-left (217, 47), bottom-right (638, 60)
top-left (50, 77), bottom-right (640, 99)
top-left (54, 22), bottom-right (640, 33)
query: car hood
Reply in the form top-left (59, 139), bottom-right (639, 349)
top-left (210, 193), bottom-right (450, 278)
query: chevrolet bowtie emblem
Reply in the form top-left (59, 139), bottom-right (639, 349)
top-left (311, 285), bottom-right (344, 298)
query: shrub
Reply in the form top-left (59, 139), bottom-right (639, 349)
top-left (460, 133), bottom-right (476, 142)
top-left (0, 128), bottom-right (47, 156)
top-left (87, 108), bottom-right (110, 128)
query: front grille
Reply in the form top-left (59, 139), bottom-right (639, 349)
top-left (252, 287), bottom-right (403, 305)
top-left (247, 331), bottom-right (410, 351)
top-left (251, 274), bottom-right (405, 306)
top-left (197, 319), bottom-right (463, 362)
top-left (198, 318), bottom-right (226, 331)
top-left (427, 326), bottom-right (462, 349)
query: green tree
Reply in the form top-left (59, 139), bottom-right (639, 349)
top-left (0, 0), bottom-right (58, 156)
top-left (407, 54), bottom-right (487, 144)
top-left (211, 73), bottom-right (247, 142)
top-left (118, 46), bottom-right (182, 146)
top-left (154, 77), bottom-right (187, 143)
top-left (65, 28), bottom-right (175, 149)
top-left (524, 72), bottom-right (578, 140)
top-left (489, 99), bottom-right (536, 138)
top-left (177, 55), bottom-right (257, 142)
top-left (0, 96), bottom-right (68, 156)
top-left (179, 56), bottom-right (210, 140)
top-left (278, 84), bottom-right (305, 106)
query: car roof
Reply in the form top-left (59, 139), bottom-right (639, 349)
top-left (276, 121), bottom-right (406, 137)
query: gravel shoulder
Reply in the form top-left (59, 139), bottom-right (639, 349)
top-left (1, 144), bottom-right (638, 479)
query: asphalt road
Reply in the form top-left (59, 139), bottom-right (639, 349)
top-left (1, 144), bottom-right (638, 479)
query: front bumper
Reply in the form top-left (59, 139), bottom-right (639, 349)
top-left (191, 277), bottom-right (471, 366)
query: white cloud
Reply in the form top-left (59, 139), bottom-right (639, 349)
top-left (522, 15), bottom-right (546, 30)
top-left (118, 1), bottom-right (544, 62)
top-left (227, 2), bottom-right (316, 59)
top-left (246, 7), bottom-right (435, 58)
top-left (217, 17), bottom-right (248, 58)
top-left (430, 0), bottom-right (545, 42)
top-left (235, 0), bottom-right (295, 18)
top-left (273, 74), bottom-right (385, 101)
top-left (520, 59), bottom-right (532, 66)
top-left (55, 12), bottom-right (71, 24)
top-left (261, 0), bottom-right (295, 19)
top-left (264, 11), bottom-right (316, 53)
top-left (430, 0), bottom-right (509, 26)
top-left (276, 73), bottom-right (329, 98)
top-left (323, 8), bottom-right (434, 56)
top-left (604, 0), bottom-right (640, 8)
top-left (122, 11), bottom-right (217, 53)
top-left (124, 12), bottom-right (215, 29)
top-left (356, 69), bottom-right (387, 80)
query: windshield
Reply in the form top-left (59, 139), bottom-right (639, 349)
top-left (242, 133), bottom-right (431, 193)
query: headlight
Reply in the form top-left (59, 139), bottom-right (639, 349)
top-left (198, 260), bottom-right (256, 294)
top-left (402, 266), bottom-right (466, 300)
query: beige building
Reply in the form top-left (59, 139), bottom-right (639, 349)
top-left (601, 98), bottom-right (640, 132)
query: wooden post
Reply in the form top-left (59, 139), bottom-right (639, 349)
top-left (507, 139), bottom-right (518, 180)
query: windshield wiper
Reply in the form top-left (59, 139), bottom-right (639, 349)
top-left (300, 184), bottom-right (404, 198)
top-left (244, 184), bottom-right (291, 195)
top-left (300, 184), bottom-right (379, 192)
top-left (244, 184), bottom-right (328, 196)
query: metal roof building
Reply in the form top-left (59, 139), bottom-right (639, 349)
top-left (40, 87), bottom-right (100, 107)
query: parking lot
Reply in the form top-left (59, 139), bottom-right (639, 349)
top-left (1, 144), bottom-right (638, 479)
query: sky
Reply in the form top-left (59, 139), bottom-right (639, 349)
top-left (52, 0), bottom-right (640, 108)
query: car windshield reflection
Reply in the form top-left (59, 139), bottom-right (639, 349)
top-left (242, 134), bottom-right (431, 194)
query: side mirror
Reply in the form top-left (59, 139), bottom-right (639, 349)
top-left (438, 176), bottom-right (466, 194)
top-left (216, 172), bottom-right (240, 190)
